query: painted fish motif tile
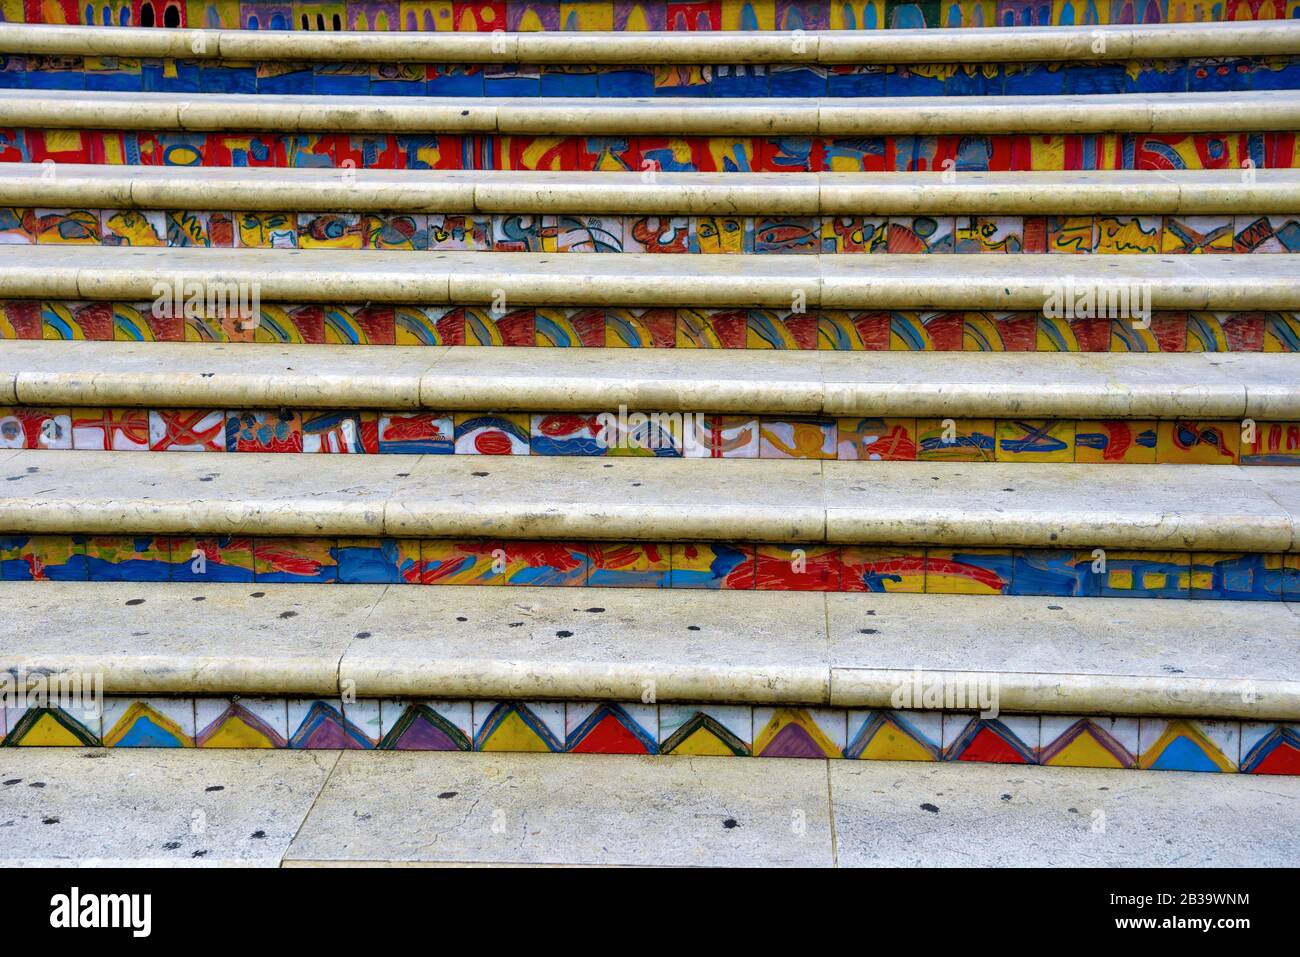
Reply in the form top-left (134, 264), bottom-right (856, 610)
top-left (453, 412), bottom-right (530, 454)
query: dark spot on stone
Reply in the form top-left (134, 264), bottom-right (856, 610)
top-left (687, 625), bottom-right (700, 631)
top-left (250, 830), bottom-right (266, 839)
top-left (437, 791), bottom-right (457, 799)
top-left (2, 779), bottom-right (20, 786)
top-left (1068, 807), bottom-right (1078, 814)
top-left (125, 598), bottom-right (145, 606)
top-left (192, 850), bottom-right (208, 858)
top-left (250, 592), bottom-right (265, 598)
top-left (205, 785), bottom-right (224, 792)
top-left (461, 109), bottom-right (469, 115)
top-left (192, 596), bottom-right (206, 601)
top-left (198, 476), bottom-right (213, 482)
top-left (584, 607), bottom-right (604, 613)
top-left (631, 482), bottom-right (642, 487)
top-left (556, 630), bottom-right (573, 638)
top-left (42, 817), bottom-right (59, 825)
top-left (354, 631), bottom-right (371, 639)
top-left (1047, 604), bottom-right (1063, 610)
top-left (1002, 488), bottom-right (1015, 493)
top-left (1162, 665), bottom-right (1184, 674)
top-left (456, 616), bottom-right (468, 622)
top-left (508, 622), bottom-right (524, 627)
top-left (395, 472), bottom-right (410, 478)
top-left (864, 610), bottom-right (875, 616)
top-left (722, 818), bottom-right (739, 829)
top-left (603, 464), bottom-right (613, 468)
top-left (163, 841), bottom-right (181, 850)
top-left (859, 628), bottom-right (879, 634)
top-left (1049, 532), bottom-right (1058, 541)
top-left (472, 471), bottom-right (489, 477)
top-left (28, 782), bottom-right (44, 788)
top-left (278, 610), bottom-right (297, 619)
top-left (920, 803), bottom-right (939, 814)
top-left (1001, 794), bottom-right (1012, 802)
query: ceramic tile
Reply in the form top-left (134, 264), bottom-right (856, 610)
top-left (1075, 419), bottom-right (1158, 464)
top-left (925, 548), bottom-right (1014, 595)
top-left (755, 544), bottom-right (842, 591)
top-left (587, 542), bottom-right (670, 588)
top-left (844, 710), bottom-right (943, 761)
top-left (378, 699), bottom-right (473, 751)
top-left (668, 542), bottom-right (756, 589)
top-left (195, 697), bottom-right (290, 748)
top-left (1138, 718), bottom-right (1240, 772)
top-left (565, 702), bottom-right (659, 754)
top-left (840, 546), bottom-right (926, 593)
top-left (472, 701), bottom-right (565, 752)
top-left (101, 697), bottom-right (196, 748)
top-left (658, 703), bottom-right (752, 757)
top-left (942, 714), bottom-right (1040, 764)
top-left (1039, 716), bottom-right (1140, 769)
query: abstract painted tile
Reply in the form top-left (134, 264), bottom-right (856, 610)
top-left (101, 697), bottom-right (196, 748)
top-left (658, 704), bottom-right (752, 757)
top-left (916, 418), bottom-right (995, 461)
top-left (225, 410), bottom-right (304, 453)
top-left (453, 412), bottom-right (530, 454)
top-left (195, 697), bottom-right (290, 749)
top-left (587, 542), bottom-right (670, 587)
top-left (288, 698), bottom-right (374, 750)
top-left (421, 539), bottom-right (505, 585)
top-left (1242, 421), bottom-right (1300, 465)
top-left (925, 548), bottom-right (1014, 595)
top-left (1239, 722), bottom-right (1300, 775)
top-left (1190, 552), bottom-right (1284, 601)
top-left (844, 710), bottom-right (943, 762)
top-left (148, 409), bottom-right (226, 451)
top-left (83, 536), bottom-right (171, 581)
top-left (167, 536), bottom-right (255, 582)
top-left (2, 705), bottom-right (101, 747)
top-left (942, 715), bottom-right (1040, 765)
top-left (565, 702), bottom-right (658, 754)
top-left (755, 544), bottom-right (842, 591)
top-left (681, 415), bottom-right (760, 458)
top-left (837, 417), bottom-right (917, 460)
top-left (472, 701), bottom-right (565, 752)
top-left (759, 416), bottom-right (836, 459)
top-left (336, 538), bottom-right (422, 584)
top-left (668, 542), bottom-right (756, 589)
top-left (1039, 716), bottom-right (1139, 769)
top-left (841, 546), bottom-right (926, 593)
top-left (1156, 419), bottom-right (1240, 464)
top-left (1074, 419), bottom-right (1158, 464)
top-left (995, 419), bottom-right (1075, 462)
top-left (752, 707), bottom-right (846, 758)
top-left (253, 537), bottom-right (339, 584)
top-left (379, 699), bottom-right (473, 751)
top-left (70, 408), bottom-right (151, 451)
top-left (502, 540), bottom-right (588, 586)
top-left (1138, 718), bottom-right (1240, 773)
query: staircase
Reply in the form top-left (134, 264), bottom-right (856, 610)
top-left (0, 6), bottom-right (1298, 866)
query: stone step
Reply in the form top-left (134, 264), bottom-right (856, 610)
top-left (2, 245), bottom-right (1295, 311)
top-left (1, 450), bottom-right (1296, 552)
top-left (6, 22), bottom-right (1297, 64)
top-left (6, 163), bottom-right (1300, 215)
top-left (5, 339), bottom-right (1296, 419)
top-left (2, 89), bottom-right (1295, 135)
top-left (4, 581), bottom-right (1296, 721)
top-left (3, 748), bottom-right (1295, 866)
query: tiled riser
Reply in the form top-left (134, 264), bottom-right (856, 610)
top-left (7, 408), bottom-right (1297, 465)
top-left (5, 302), bottom-right (1299, 351)
top-left (8, 209), bottom-right (1300, 254)
top-left (3, 698), bottom-right (1296, 775)
top-left (11, 0), bottom-right (1298, 30)
top-left (6, 56), bottom-right (1299, 98)
top-left (1, 536), bottom-right (1297, 598)
top-left (5, 130), bottom-right (1300, 172)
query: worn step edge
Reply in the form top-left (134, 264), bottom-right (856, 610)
top-left (3, 340), bottom-right (1297, 419)
top-left (3, 246), bottom-right (1297, 311)
top-left (0, 449), bottom-right (1295, 551)
top-left (7, 164), bottom-right (1300, 216)
top-left (5, 583), bottom-right (1298, 719)
top-left (4, 22), bottom-right (1297, 64)
top-left (0, 89), bottom-right (1294, 136)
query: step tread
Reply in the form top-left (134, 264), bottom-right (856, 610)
top-left (2, 748), bottom-right (1295, 867)
top-left (6, 21), bottom-right (1298, 65)
top-left (4, 245), bottom-right (1296, 310)
top-left (6, 163), bottom-right (1300, 215)
top-left (3, 582), bottom-right (1297, 717)
top-left (1, 449), bottom-right (1296, 549)
top-left (2, 88), bottom-right (1294, 135)
top-left (5, 340), bottom-right (1296, 418)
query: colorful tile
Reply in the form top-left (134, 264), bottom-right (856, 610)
top-left (925, 548), bottom-right (1014, 595)
top-left (453, 412), bottom-right (530, 454)
top-left (336, 538), bottom-right (422, 584)
top-left (102, 697), bottom-right (195, 748)
top-left (1138, 718), bottom-right (1239, 773)
top-left (587, 542), bottom-right (670, 588)
top-left (658, 704), bottom-right (752, 757)
top-left (472, 701), bottom-right (565, 752)
top-left (565, 702), bottom-right (658, 754)
top-left (943, 715), bottom-right (1040, 764)
top-left (378, 699), bottom-right (473, 751)
top-left (1190, 552), bottom-right (1284, 601)
top-left (1039, 716), bottom-right (1139, 769)
top-left (759, 416), bottom-right (835, 459)
top-left (421, 540), bottom-right (505, 585)
top-left (844, 710), bottom-right (943, 762)
top-left (502, 541), bottom-right (588, 586)
top-left (995, 418), bottom-right (1076, 462)
top-left (755, 544), bottom-right (842, 591)
top-left (668, 542), bottom-right (755, 589)
top-left (916, 417), bottom-right (995, 461)
top-left (837, 416), bottom-right (917, 460)
top-left (1156, 419), bottom-right (1240, 464)
top-left (841, 546), bottom-right (926, 593)
top-left (195, 697), bottom-right (290, 749)
top-left (1075, 419), bottom-right (1158, 464)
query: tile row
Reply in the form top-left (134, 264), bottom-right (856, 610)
top-left (13, 0), bottom-right (1294, 31)
top-left (2, 535), bottom-right (1297, 599)
top-left (6, 407), bottom-right (1296, 466)
top-left (5, 301), bottom-right (1299, 351)
top-left (6, 54), bottom-right (1298, 99)
top-left (5, 128), bottom-right (1298, 172)
top-left (8, 208), bottom-right (1300, 254)
top-left (3, 697), bottom-right (1296, 775)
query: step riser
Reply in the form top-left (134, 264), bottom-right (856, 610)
top-left (5, 301), bottom-right (1297, 351)
top-left (2, 698), bottom-right (1294, 775)
top-left (1, 535), bottom-right (1296, 600)
top-left (7, 208), bottom-right (1300, 253)
top-left (4, 407), bottom-right (1293, 465)
top-left (8, 128), bottom-right (1299, 171)
top-left (8, 56), bottom-right (1299, 98)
